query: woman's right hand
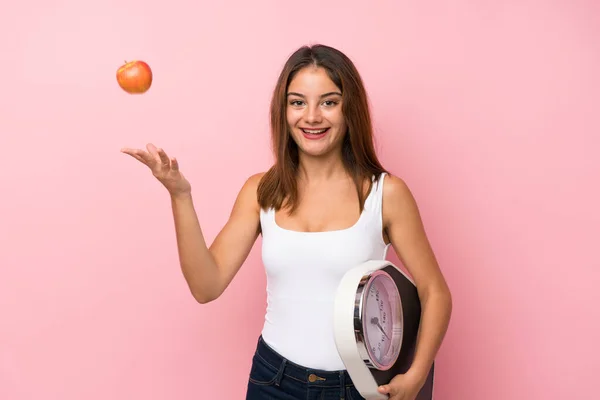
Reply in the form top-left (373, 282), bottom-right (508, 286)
top-left (121, 143), bottom-right (192, 197)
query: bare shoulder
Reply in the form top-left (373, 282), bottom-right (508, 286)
top-left (213, 171), bottom-right (266, 244)
top-left (381, 173), bottom-right (421, 228)
top-left (241, 171), bottom-right (266, 194)
top-left (246, 171), bottom-right (267, 186)
top-left (382, 173), bottom-right (414, 204)
top-left (235, 171), bottom-right (267, 211)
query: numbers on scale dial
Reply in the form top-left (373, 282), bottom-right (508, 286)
top-left (366, 277), bottom-right (393, 363)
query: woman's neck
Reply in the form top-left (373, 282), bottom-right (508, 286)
top-left (296, 151), bottom-right (348, 184)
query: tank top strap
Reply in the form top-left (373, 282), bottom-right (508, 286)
top-left (259, 204), bottom-right (275, 231)
top-left (366, 172), bottom-right (387, 214)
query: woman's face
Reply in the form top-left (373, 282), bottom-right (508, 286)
top-left (286, 66), bottom-right (347, 158)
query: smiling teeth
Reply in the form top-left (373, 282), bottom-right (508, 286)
top-left (303, 128), bottom-right (327, 134)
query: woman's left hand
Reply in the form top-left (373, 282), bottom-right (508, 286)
top-left (377, 370), bottom-right (425, 400)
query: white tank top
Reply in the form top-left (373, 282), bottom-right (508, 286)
top-left (259, 172), bottom-right (391, 371)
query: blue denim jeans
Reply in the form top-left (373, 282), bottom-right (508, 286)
top-left (245, 336), bottom-right (365, 400)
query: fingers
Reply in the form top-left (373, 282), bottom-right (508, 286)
top-left (378, 385), bottom-right (397, 399)
top-left (146, 143), bottom-right (163, 165)
top-left (122, 144), bottom-right (178, 172)
top-left (157, 148), bottom-right (171, 167)
top-left (121, 147), bottom-right (147, 159)
top-left (378, 385), bottom-right (390, 395)
top-left (121, 148), bottom-right (153, 166)
top-left (171, 157), bottom-right (179, 171)
top-left (146, 143), bottom-right (174, 169)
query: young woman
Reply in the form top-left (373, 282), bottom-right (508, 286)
top-left (121, 44), bottom-right (452, 400)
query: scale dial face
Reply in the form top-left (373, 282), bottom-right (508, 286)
top-left (361, 271), bottom-right (403, 370)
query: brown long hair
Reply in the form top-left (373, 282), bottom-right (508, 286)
top-left (257, 44), bottom-right (387, 214)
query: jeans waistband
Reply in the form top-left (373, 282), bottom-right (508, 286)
top-left (255, 335), bottom-right (354, 388)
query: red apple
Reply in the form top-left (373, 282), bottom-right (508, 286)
top-left (116, 60), bottom-right (153, 94)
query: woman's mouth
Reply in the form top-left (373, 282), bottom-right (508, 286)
top-left (300, 128), bottom-right (330, 140)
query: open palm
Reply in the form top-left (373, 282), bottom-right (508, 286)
top-left (121, 143), bottom-right (191, 197)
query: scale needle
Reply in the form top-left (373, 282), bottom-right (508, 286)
top-left (371, 317), bottom-right (390, 340)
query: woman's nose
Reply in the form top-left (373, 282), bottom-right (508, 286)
top-left (305, 106), bottom-right (323, 123)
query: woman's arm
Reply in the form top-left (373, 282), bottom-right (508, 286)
top-left (173, 172), bottom-right (264, 303)
top-left (381, 174), bottom-right (453, 391)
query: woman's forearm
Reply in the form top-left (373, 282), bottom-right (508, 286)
top-left (408, 288), bottom-right (453, 383)
top-left (170, 192), bottom-right (221, 303)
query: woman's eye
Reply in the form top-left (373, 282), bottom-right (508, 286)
top-left (288, 99), bottom-right (338, 107)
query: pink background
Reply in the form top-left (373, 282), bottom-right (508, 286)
top-left (1, 1), bottom-right (598, 399)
